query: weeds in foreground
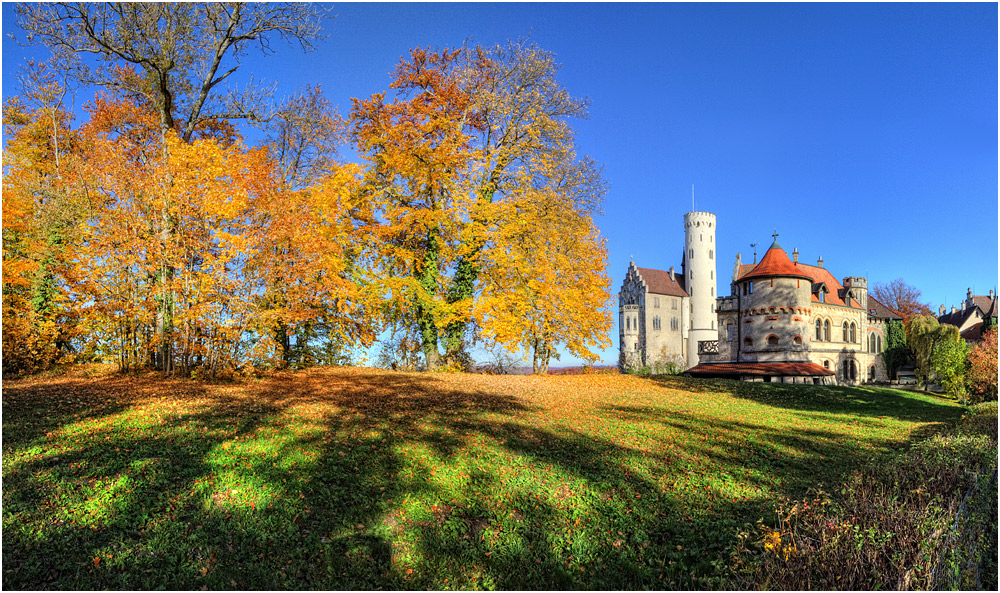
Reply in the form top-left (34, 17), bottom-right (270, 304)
top-left (730, 401), bottom-right (998, 590)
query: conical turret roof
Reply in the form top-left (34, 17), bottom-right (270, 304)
top-left (740, 240), bottom-right (813, 281)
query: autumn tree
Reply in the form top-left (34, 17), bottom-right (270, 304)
top-left (254, 87), bottom-right (378, 367)
top-left (872, 278), bottom-right (932, 323)
top-left (352, 43), bottom-right (607, 371)
top-left (351, 48), bottom-right (483, 371)
top-left (440, 40), bottom-right (597, 363)
top-left (966, 328), bottom-right (998, 403)
top-left (476, 183), bottom-right (612, 373)
top-left (16, 1), bottom-right (326, 372)
top-left (1, 71), bottom-right (84, 375)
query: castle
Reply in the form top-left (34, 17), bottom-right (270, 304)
top-left (619, 211), bottom-right (902, 385)
top-left (619, 211), bottom-right (718, 371)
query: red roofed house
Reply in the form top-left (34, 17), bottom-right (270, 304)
top-left (619, 211), bottom-right (718, 371)
top-left (687, 236), bottom-right (902, 385)
top-left (937, 288), bottom-right (997, 343)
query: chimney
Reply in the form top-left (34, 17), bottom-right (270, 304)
top-left (990, 290), bottom-right (994, 299)
top-left (792, 248), bottom-right (799, 263)
top-left (939, 304), bottom-right (946, 316)
top-left (669, 266), bottom-right (675, 281)
top-left (952, 306), bottom-right (959, 314)
top-left (817, 256), bottom-right (824, 269)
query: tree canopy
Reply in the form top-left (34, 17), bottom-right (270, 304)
top-left (872, 278), bottom-right (932, 323)
top-left (3, 28), bottom-right (612, 377)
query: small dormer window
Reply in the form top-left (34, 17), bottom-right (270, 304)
top-left (870, 308), bottom-right (877, 316)
top-left (818, 291), bottom-right (825, 303)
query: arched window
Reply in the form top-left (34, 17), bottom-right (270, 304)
top-left (877, 335), bottom-right (882, 353)
top-left (816, 319), bottom-right (822, 340)
top-left (689, 248), bottom-right (694, 259)
top-left (823, 320), bottom-right (831, 341)
top-left (823, 360), bottom-right (831, 369)
top-left (850, 323), bottom-right (857, 343)
top-left (793, 335), bottom-right (803, 345)
top-left (869, 365), bottom-right (876, 381)
top-left (869, 333), bottom-right (876, 353)
top-left (727, 322), bottom-right (734, 341)
top-left (849, 360), bottom-right (857, 381)
top-left (767, 335), bottom-right (779, 346)
top-left (843, 321), bottom-right (850, 342)
top-left (744, 337), bottom-right (753, 347)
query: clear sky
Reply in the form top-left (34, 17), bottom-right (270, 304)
top-left (3, 2), bottom-right (997, 366)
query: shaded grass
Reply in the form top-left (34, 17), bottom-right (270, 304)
top-left (2, 368), bottom-right (964, 589)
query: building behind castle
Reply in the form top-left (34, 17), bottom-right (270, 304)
top-left (619, 211), bottom-right (903, 385)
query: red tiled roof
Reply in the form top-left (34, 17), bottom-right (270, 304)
top-left (739, 242), bottom-right (813, 282)
top-left (971, 295), bottom-right (996, 314)
top-left (686, 361), bottom-right (836, 377)
top-left (960, 322), bottom-right (985, 342)
top-left (635, 266), bottom-right (689, 297)
top-left (736, 247), bottom-right (859, 308)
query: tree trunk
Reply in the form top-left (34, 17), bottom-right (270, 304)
top-left (417, 226), bottom-right (442, 371)
top-left (442, 181), bottom-right (500, 362)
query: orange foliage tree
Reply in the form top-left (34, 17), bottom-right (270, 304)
top-left (873, 278), bottom-right (933, 323)
top-left (476, 178), bottom-right (612, 373)
top-left (967, 328), bottom-right (998, 403)
top-left (58, 95), bottom-right (375, 376)
top-left (351, 43), bottom-right (610, 371)
top-left (1, 67), bottom-right (84, 375)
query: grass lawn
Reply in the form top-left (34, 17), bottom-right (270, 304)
top-left (2, 367), bottom-right (964, 589)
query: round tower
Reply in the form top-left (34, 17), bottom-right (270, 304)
top-left (683, 211), bottom-right (718, 368)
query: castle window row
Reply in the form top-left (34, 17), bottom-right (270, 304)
top-left (814, 319), bottom-right (859, 343)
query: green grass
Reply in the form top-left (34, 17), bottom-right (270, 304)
top-left (2, 368), bottom-right (964, 589)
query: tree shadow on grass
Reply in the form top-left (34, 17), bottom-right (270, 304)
top-left (1, 368), bottom-right (966, 590)
top-left (647, 374), bottom-right (964, 424)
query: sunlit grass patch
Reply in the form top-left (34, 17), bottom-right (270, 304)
top-left (3, 368), bottom-right (965, 590)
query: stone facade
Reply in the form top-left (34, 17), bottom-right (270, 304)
top-left (618, 211), bottom-right (717, 371)
top-left (696, 239), bottom-right (902, 385)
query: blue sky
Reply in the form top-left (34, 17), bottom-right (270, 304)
top-left (3, 2), bottom-right (997, 366)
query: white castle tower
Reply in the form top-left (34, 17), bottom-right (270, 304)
top-left (683, 211), bottom-right (718, 368)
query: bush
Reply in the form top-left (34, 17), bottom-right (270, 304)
top-left (730, 406), bottom-right (998, 590)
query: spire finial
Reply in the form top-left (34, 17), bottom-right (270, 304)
top-left (772, 230), bottom-right (779, 242)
